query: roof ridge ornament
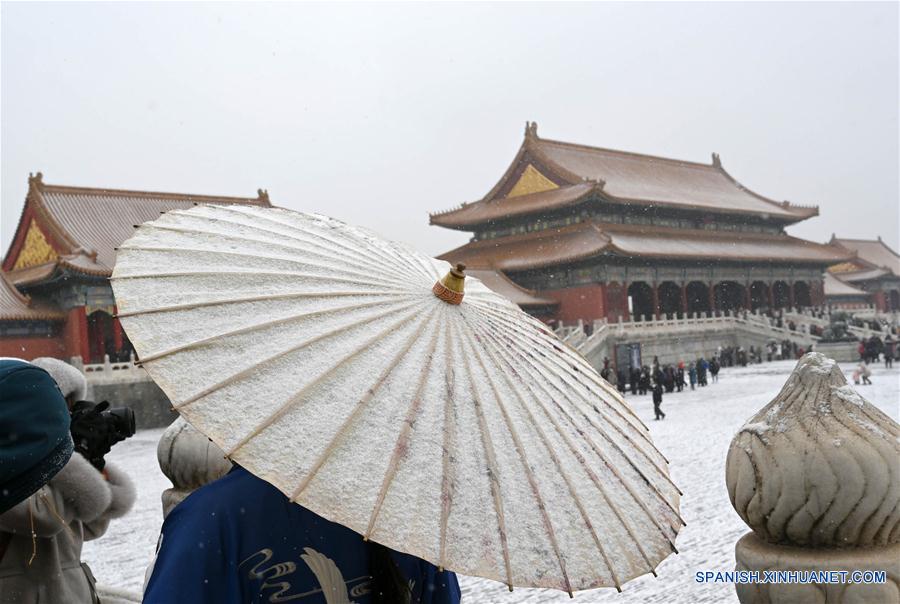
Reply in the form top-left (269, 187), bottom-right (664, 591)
top-left (28, 171), bottom-right (44, 190)
top-left (524, 121), bottom-right (539, 139)
top-left (711, 153), bottom-right (721, 168)
top-left (257, 189), bottom-right (269, 203)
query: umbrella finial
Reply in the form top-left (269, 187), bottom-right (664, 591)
top-left (432, 262), bottom-right (466, 305)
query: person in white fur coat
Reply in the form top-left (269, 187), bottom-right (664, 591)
top-left (0, 359), bottom-right (136, 604)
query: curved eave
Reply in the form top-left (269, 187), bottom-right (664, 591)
top-left (713, 163), bottom-right (818, 224)
top-left (430, 183), bottom-right (597, 230)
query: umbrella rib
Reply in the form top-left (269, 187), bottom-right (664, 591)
top-left (467, 300), bottom-right (628, 400)
top-left (173, 300), bottom-right (418, 409)
top-left (138, 299), bottom-right (406, 364)
top-left (115, 291), bottom-right (406, 319)
top-left (473, 322), bottom-right (684, 532)
top-left (224, 306), bottom-right (427, 458)
top-left (289, 307), bottom-right (438, 501)
top-left (532, 365), bottom-right (685, 520)
top-left (473, 303), bottom-right (653, 440)
top-left (528, 373), bottom-right (681, 553)
top-left (470, 303), bottom-right (654, 442)
top-left (438, 312), bottom-right (456, 572)
top-left (363, 321), bottom-right (442, 541)
top-left (191, 205), bottom-right (428, 284)
top-left (471, 301), bottom-right (654, 439)
top-left (451, 319), bottom-right (515, 592)
top-left (112, 269), bottom-right (390, 290)
top-left (476, 335), bottom-right (622, 592)
top-left (496, 350), bottom-right (667, 571)
top-left (461, 328), bottom-right (574, 597)
top-left (117, 243), bottom-right (418, 292)
top-left (471, 313), bottom-right (679, 496)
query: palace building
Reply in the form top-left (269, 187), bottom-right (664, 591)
top-left (431, 123), bottom-right (849, 323)
top-left (1, 173), bottom-right (271, 361)
top-left (826, 236), bottom-right (900, 311)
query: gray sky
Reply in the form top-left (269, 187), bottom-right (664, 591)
top-left (2, 2), bottom-right (898, 258)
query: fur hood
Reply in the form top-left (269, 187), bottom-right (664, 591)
top-left (30, 357), bottom-right (88, 401)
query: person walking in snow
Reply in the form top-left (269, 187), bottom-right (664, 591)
top-left (652, 377), bottom-right (665, 420)
top-left (885, 335), bottom-right (895, 368)
top-left (710, 357), bottom-right (720, 384)
top-left (857, 360), bottom-right (873, 385)
top-left (688, 364), bottom-right (697, 390)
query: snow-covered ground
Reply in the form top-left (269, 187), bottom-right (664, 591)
top-left (83, 360), bottom-right (899, 603)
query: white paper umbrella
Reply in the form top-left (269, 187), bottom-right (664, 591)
top-left (111, 204), bottom-right (682, 595)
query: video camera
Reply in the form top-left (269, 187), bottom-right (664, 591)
top-left (70, 400), bottom-right (136, 471)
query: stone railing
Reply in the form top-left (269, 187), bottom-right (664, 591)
top-left (553, 310), bottom-right (819, 363)
top-left (70, 354), bottom-right (148, 381)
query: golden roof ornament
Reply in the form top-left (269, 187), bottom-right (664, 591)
top-left (432, 262), bottom-right (466, 305)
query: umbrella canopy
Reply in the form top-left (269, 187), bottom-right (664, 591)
top-left (111, 205), bottom-right (682, 594)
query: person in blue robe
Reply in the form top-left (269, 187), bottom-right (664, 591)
top-left (143, 465), bottom-right (461, 604)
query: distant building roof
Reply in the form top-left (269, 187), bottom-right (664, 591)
top-left (467, 269), bottom-right (557, 308)
top-left (823, 272), bottom-right (869, 298)
top-left (830, 236), bottom-right (900, 277)
top-left (3, 173), bottom-right (272, 282)
top-left (0, 271), bottom-right (64, 321)
top-left (431, 122), bottom-right (818, 229)
top-left (439, 221), bottom-right (849, 272)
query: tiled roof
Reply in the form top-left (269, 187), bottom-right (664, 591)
top-left (823, 272), bottom-right (869, 297)
top-left (0, 272), bottom-right (64, 321)
top-left (3, 173), bottom-right (272, 277)
top-left (432, 183), bottom-right (597, 228)
top-left (835, 267), bottom-right (892, 283)
top-left (431, 124), bottom-right (818, 228)
top-left (467, 269), bottom-right (557, 307)
top-left (439, 221), bottom-right (849, 271)
top-left (831, 237), bottom-right (900, 277)
top-left (440, 223), bottom-right (611, 272)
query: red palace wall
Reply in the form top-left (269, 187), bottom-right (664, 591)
top-left (872, 290), bottom-right (888, 312)
top-left (0, 335), bottom-right (66, 360)
top-left (604, 281), bottom-right (628, 320)
top-left (541, 284), bottom-right (606, 323)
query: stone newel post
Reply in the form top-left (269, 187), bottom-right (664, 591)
top-left (726, 352), bottom-right (900, 603)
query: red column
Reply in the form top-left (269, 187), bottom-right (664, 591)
top-left (788, 282), bottom-right (795, 309)
top-left (112, 306), bottom-right (124, 356)
top-left (623, 282), bottom-right (630, 321)
top-left (708, 282), bottom-right (716, 314)
top-left (651, 283), bottom-right (660, 320)
top-left (767, 282), bottom-right (774, 308)
top-left (64, 306), bottom-right (90, 361)
top-left (680, 284), bottom-right (688, 316)
top-left (743, 284), bottom-right (751, 310)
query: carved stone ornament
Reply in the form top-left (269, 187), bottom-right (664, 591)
top-left (726, 352), bottom-right (900, 603)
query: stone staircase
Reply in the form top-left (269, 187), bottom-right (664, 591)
top-left (556, 310), bottom-right (822, 366)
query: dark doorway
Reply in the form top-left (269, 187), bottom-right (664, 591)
top-left (793, 281), bottom-right (811, 308)
top-left (714, 281), bottom-right (746, 312)
top-left (658, 282), bottom-right (682, 318)
top-left (772, 281), bottom-right (791, 308)
top-left (87, 310), bottom-right (115, 363)
top-left (750, 281), bottom-right (769, 311)
top-left (890, 289), bottom-right (900, 312)
top-left (686, 281), bottom-right (711, 315)
top-left (628, 282), bottom-right (654, 321)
